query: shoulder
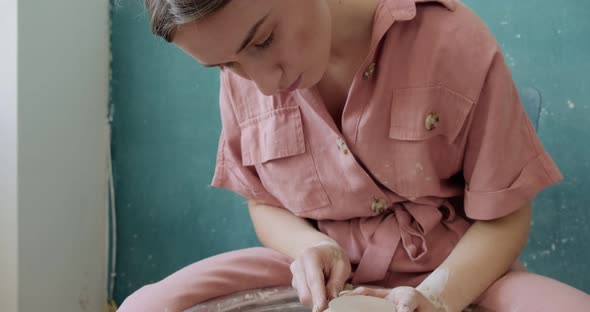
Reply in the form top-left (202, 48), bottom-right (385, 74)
top-left (381, 1), bottom-right (502, 101)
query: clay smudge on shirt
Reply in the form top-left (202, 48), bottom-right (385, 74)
top-left (415, 163), bottom-right (424, 175)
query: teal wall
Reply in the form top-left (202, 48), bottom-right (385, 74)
top-left (110, 0), bottom-right (590, 304)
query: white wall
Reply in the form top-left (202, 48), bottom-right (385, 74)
top-left (12, 0), bottom-right (109, 311)
top-left (0, 0), bottom-right (19, 311)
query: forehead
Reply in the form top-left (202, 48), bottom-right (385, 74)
top-left (172, 0), bottom-right (274, 65)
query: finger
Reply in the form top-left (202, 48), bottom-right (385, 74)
top-left (290, 261), bottom-right (313, 307)
top-left (325, 259), bottom-right (351, 299)
top-left (302, 253), bottom-right (328, 311)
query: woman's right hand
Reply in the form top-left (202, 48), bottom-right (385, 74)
top-left (289, 240), bottom-right (352, 312)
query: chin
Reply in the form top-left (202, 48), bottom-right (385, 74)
top-left (306, 69), bottom-right (327, 89)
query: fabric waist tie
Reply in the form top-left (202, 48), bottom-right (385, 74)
top-left (351, 201), bottom-right (446, 284)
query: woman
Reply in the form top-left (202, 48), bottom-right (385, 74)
top-left (119, 0), bottom-right (590, 311)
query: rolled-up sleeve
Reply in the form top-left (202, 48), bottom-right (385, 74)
top-left (463, 52), bottom-right (563, 220)
top-left (210, 72), bottom-right (283, 207)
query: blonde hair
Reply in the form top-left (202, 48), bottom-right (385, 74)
top-left (145, 0), bottom-right (231, 42)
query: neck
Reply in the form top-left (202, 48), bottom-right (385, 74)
top-left (326, 0), bottom-right (379, 64)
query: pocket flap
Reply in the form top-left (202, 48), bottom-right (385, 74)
top-left (389, 86), bottom-right (474, 142)
top-left (240, 106), bottom-right (306, 166)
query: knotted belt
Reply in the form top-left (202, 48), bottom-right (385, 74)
top-left (319, 200), bottom-right (457, 284)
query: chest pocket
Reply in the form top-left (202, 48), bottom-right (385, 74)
top-left (387, 86), bottom-right (474, 197)
top-left (240, 106), bottom-right (330, 213)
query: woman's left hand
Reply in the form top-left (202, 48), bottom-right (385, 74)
top-left (341, 286), bottom-right (444, 312)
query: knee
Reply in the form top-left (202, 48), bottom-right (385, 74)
top-left (117, 284), bottom-right (151, 312)
top-left (250, 246), bottom-right (292, 260)
top-left (476, 271), bottom-right (590, 311)
top-left (118, 282), bottom-right (172, 312)
top-left (221, 246), bottom-right (292, 264)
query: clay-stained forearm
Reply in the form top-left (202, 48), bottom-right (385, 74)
top-left (416, 202), bottom-right (532, 311)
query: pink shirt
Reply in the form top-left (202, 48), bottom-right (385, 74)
top-left (211, 0), bottom-right (562, 285)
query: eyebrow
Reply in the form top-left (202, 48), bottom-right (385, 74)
top-left (202, 13), bottom-right (270, 68)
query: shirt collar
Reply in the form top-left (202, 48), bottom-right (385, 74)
top-left (369, 0), bottom-right (457, 51)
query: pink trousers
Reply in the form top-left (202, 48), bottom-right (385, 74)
top-left (118, 247), bottom-right (590, 311)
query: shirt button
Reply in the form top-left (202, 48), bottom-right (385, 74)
top-left (425, 112), bottom-right (439, 131)
top-left (363, 62), bottom-right (377, 80)
top-left (336, 137), bottom-right (349, 155)
top-left (371, 197), bottom-right (387, 214)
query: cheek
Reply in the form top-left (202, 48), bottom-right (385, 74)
top-left (290, 24), bottom-right (329, 67)
top-left (277, 3), bottom-right (331, 83)
top-left (300, 21), bottom-right (331, 81)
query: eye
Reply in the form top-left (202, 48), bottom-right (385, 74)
top-left (254, 32), bottom-right (274, 50)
